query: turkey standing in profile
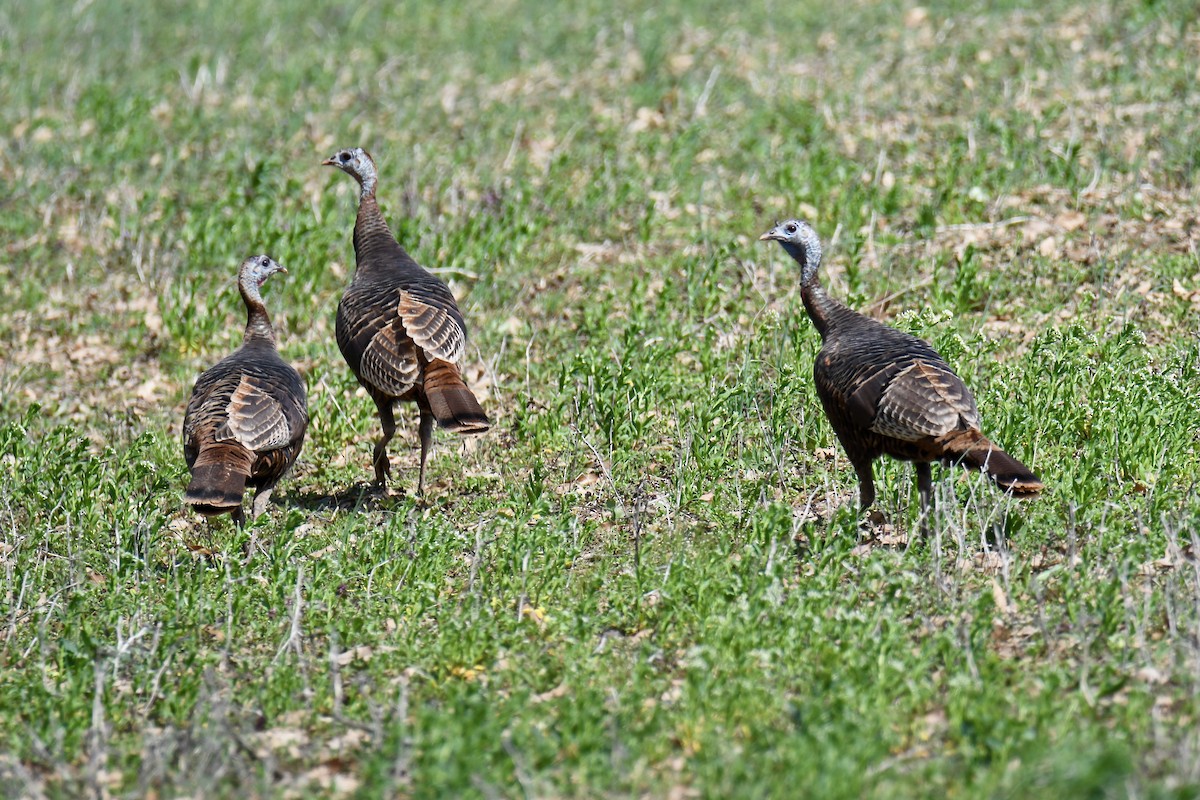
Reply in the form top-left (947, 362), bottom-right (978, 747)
top-left (760, 219), bottom-right (1042, 530)
top-left (183, 255), bottom-right (308, 526)
top-left (323, 147), bottom-right (489, 494)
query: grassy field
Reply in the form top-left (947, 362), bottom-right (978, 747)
top-left (3, 0), bottom-right (1200, 796)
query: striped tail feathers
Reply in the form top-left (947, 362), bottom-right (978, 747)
top-left (937, 429), bottom-right (1044, 497)
top-left (423, 359), bottom-right (490, 433)
top-left (184, 442), bottom-right (254, 515)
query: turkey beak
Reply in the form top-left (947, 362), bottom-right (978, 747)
top-left (321, 158), bottom-right (336, 166)
top-left (759, 231), bottom-right (778, 241)
top-left (278, 267), bottom-right (288, 274)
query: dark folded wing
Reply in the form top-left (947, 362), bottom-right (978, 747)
top-left (398, 289), bottom-right (465, 364)
top-left (869, 358), bottom-right (980, 441)
top-left (216, 374), bottom-right (295, 452)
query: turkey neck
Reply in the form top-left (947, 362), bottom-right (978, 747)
top-left (240, 279), bottom-right (277, 346)
top-left (801, 278), bottom-right (859, 339)
top-left (352, 187), bottom-right (419, 276)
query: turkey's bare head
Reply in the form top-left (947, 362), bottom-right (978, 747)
top-left (759, 218), bottom-right (823, 286)
top-left (323, 146), bottom-right (377, 196)
top-left (241, 254), bottom-right (287, 291)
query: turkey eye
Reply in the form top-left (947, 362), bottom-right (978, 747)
top-left (339, 152), bottom-right (350, 163)
top-left (786, 224), bottom-right (797, 234)
top-left (261, 257), bottom-right (270, 267)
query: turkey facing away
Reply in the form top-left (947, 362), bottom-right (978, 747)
top-left (183, 255), bottom-right (308, 526)
top-left (760, 219), bottom-right (1042, 527)
top-left (323, 147), bottom-right (489, 493)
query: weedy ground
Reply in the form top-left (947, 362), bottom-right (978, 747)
top-left (2, 0), bottom-right (1200, 797)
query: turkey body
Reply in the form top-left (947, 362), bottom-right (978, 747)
top-left (810, 303), bottom-right (1038, 508)
top-left (324, 147), bottom-right (488, 493)
top-left (761, 219), bottom-right (1042, 529)
top-left (182, 255), bottom-right (307, 525)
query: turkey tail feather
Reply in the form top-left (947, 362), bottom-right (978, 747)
top-left (939, 430), bottom-right (1043, 497)
top-left (184, 443), bottom-right (253, 514)
top-left (423, 359), bottom-right (489, 433)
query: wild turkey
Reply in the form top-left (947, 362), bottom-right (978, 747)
top-left (183, 255), bottom-right (308, 526)
top-left (760, 219), bottom-right (1042, 529)
top-left (323, 147), bottom-right (489, 493)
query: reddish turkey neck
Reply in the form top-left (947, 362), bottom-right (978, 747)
top-left (323, 146), bottom-right (489, 494)
top-left (760, 219), bottom-right (1042, 532)
top-left (182, 255), bottom-right (308, 526)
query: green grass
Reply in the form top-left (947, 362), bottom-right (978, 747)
top-left (3, 0), bottom-right (1200, 796)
